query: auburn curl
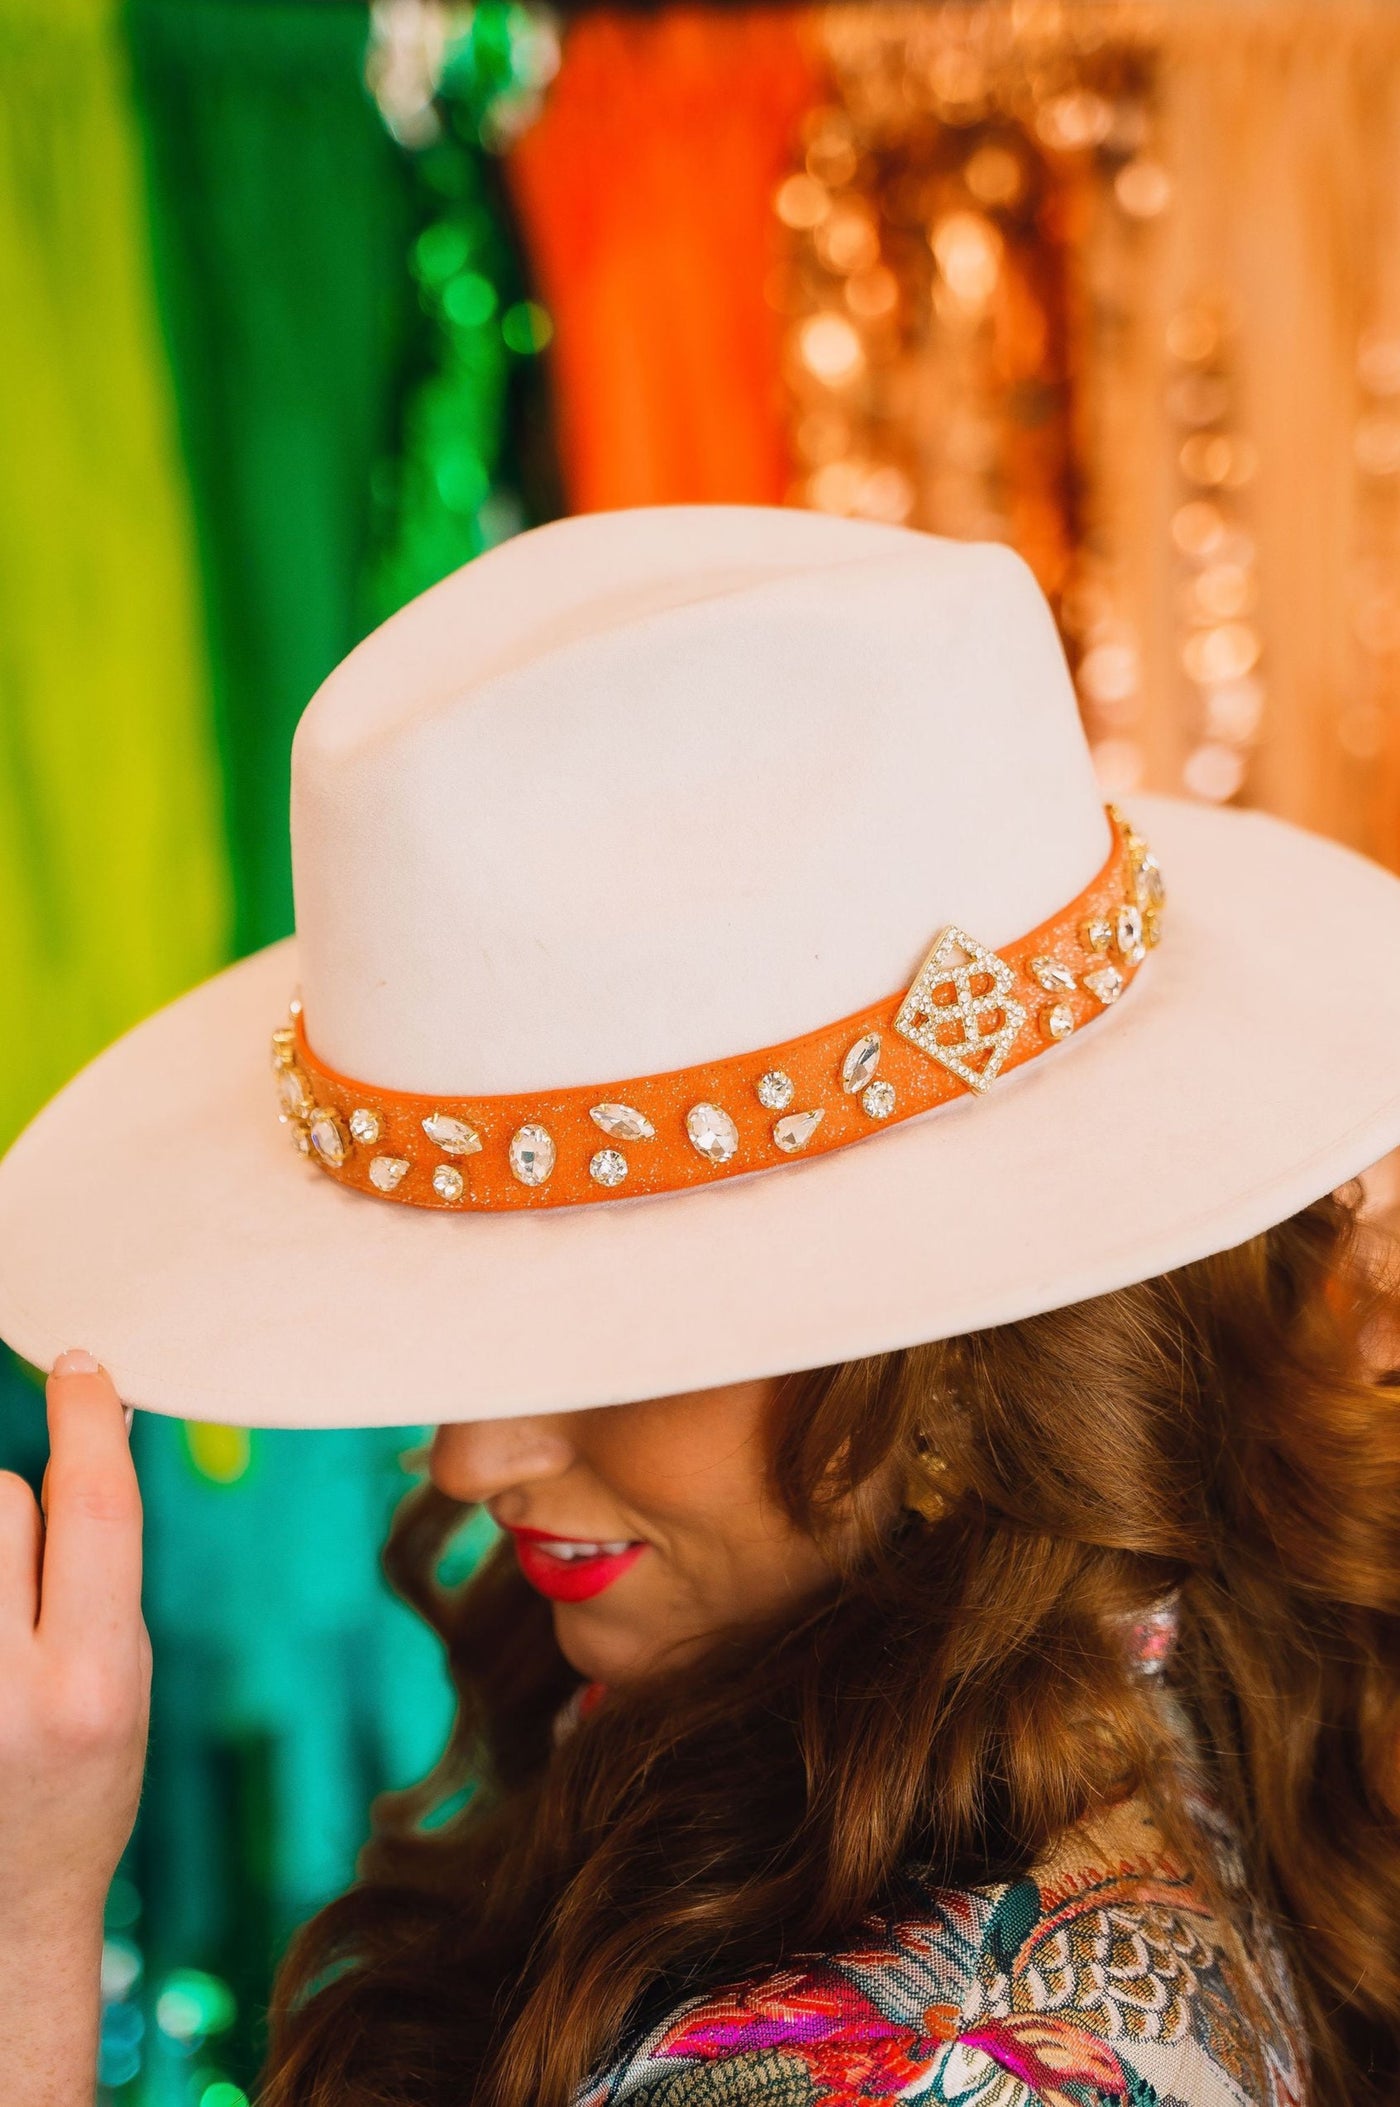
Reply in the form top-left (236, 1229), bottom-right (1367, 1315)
top-left (257, 1188), bottom-right (1400, 2107)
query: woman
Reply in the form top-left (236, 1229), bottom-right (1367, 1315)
top-left (2, 508), bottom-right (1400, 2107)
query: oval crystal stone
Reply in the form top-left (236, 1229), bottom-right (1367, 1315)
top-left (278, 1067), bottom-right (312, 1118)
top-left (422, 1112), bottom-right (483, 1156)
top-left (509, 1124), bottom-right (556, 1186)
top-left (369, 1154), bottom-right (410, 1192)
top-left (773, 1108), bottom-right (824, 1153)
top-left (308, 1110), bottom-right (349, 1166)
top-left (686, 1103), bottom-right (739, 1165)
top-left (590, 1103), bottom-right (654, 1141)
top-left (840, 1032), bottom-right (881, 1093)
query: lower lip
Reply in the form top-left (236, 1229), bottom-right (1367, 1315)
top-left (508, 1531), bottom-right (647, 1603)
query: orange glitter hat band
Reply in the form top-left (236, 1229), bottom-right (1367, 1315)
top-left (271, 807), bottom-right (1164, 1214)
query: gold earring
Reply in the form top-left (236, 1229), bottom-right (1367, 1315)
top-left (902, 1445), bottom-right (951, 1524)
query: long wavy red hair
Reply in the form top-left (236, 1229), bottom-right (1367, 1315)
top-left (256, 1187), bottom-right (1400, 2107)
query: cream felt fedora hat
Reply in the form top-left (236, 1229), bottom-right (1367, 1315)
top-left (3, 504), bottom-right (1400, 1430)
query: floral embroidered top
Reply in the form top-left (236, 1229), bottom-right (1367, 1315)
top-left (573, 1607), bottom-right (1307, 2107)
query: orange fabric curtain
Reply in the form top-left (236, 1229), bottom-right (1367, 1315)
top-left (507, 7), bottom-right (820, 509)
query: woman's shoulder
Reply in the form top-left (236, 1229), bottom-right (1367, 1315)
top-left (578, 1796), bottom-right (1308, 2107)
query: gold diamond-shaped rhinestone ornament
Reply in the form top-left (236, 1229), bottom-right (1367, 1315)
top-left (893, 927), bottom-right (1028, 1095)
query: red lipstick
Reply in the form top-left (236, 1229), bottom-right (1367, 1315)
top-left (504, 1524), bottom-right (646, 1603)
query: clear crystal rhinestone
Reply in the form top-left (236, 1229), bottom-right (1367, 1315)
top-left (589, 1148), bottom-right (628, 1187)
top-left (840, 1032), bottom-right (881, 1093)
top-left (1116, 904), bottom-right (1144, 963)
top-left (1042, 1001), bottom-right (1075, 1040)
top-left (509, 1123), bottom-right (556, 1186)
top-left (277, 1066), bottom-right (312, 1119)
top-left (349, 1107), bottom-right (381, 1145)
top-left (686, 1103), bottom-right (739, 1165)
top-left (270, 1026), bottom-right (296, 1070)
top-left (308, 1110), bottom-right (349, 1166)
top-left (1135, 853), bottom-right (1166, 910)
top-left (422, 1112), bottom-right (483, 1156)
top-left (432, 1164), bottom-right (464, 1202)
top-left (1029, 955), bottom-right (1076, 993)
top-left (862, 1079), bottom-right (896, 1119)
top-left (287, 989), bottom-right (303, 1017)
top-left (289, 1120), bottom-right (312, 1156)
top-left (1143, 907), bottom-right (1163, 949)
top-left (590, 1103), bottom-right (654, 1141)
top-left (1083, 964), bottom-right (1124, 1005)
top-left (756, 1069), bottom-right (794, 1111)
top-left (1081, 917), bottom-right (1113, 953)
top-left (773, 1108), bottom-right (824, 1153)
top-left (369, 1154), bottom-right (410, 1192)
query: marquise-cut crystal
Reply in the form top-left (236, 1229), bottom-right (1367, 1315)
top-left (432, 1164), bottom-right (464, 1202)
top-left (349, 1107), bottom-right (381, 1144)
top-left (589, 1148), bottom-right (628, 1187)
top-left (840, 1032), bottom-right (881, 1093)
top-left (509, 1123), bottom-right (556, 1186)
top-left (278, 1067), bottom-right (312, 1119)
top-left (590, 1103), bottom-right (654, 1141)
top-left (308, 1110), bottom-right (349, 1165)
top-left (756, 1069), bottom-right (794, 1110)
top-left (1083, 964), bottom-right (1124, 1005)
top-left (862, 1079), bottom-right (896, 1120)
top-left (773, 1108), bottom-right (824, 1153)
top-left (1135, 853), bottom-right (1166, 910)
top-left (1042, 1001), bottom-right (1075, 1041)
top-left (686, 1103), bottom-right (739, 1165)
top-left (369, 1155), bottom-right (410, 1192)
top-left (422, 1112), bottom-right (483, 1156)
top-left (1029, 955), bottom-right (1076, 993)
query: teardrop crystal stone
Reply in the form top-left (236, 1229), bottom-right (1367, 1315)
top-left (590, 1103), bottom-right (655, 1141)
top-left (509, 1124), bottom-right (556, 1186)
top-left (278, 1067), bottom-right (312, 1118)
top-left (773, 1108), bottom-right (825, 1153)
top-left (369, 1155), bottom-right (410, 1192)
top-left (840, 1033), bottom-right (881, 1093)
top-left (422, 1112), bottom-right (483, 1156)
top-left (308, 1110), bottom-right (349, 1165)
top-left (686, 1103), bottom-right (739, 1165)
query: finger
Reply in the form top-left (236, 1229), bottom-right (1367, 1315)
top-left (39, 1352), bottom-right (142, 1654)
top-left (0, 1469), bottom-right (42, 1635)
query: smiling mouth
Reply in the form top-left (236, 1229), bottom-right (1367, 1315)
top-left (504, 1525), bottom-right (647, 1602)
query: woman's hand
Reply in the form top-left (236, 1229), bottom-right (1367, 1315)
top-left (0, 1349), bottom-right (150, 2105)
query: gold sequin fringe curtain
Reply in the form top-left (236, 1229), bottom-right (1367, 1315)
top-left (781, 2), bottom-right (1400, 868)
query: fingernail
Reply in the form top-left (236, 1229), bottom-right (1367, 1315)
top-left (53, 1347), bottom-right (100, 1377)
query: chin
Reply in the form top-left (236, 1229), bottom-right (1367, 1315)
top-left (552, 1601), bottom-right (655, 1685)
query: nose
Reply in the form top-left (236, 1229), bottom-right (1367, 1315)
top-left (429, 1414), bottom-right (577, 1506)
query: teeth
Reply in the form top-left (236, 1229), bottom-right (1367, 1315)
top-left (538, 1539), bottom-right (632, 1561)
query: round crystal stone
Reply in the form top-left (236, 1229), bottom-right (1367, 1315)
top-left (509, 1123), bottom-right (556, 1186)
top-left (773, 1108), bottom-right (824, 1153)
top-left (755, 1069), bottom-right (794, 1111)
top-left (369, 1155), bottom-right (410, 1192)
top-left (589, 1148), bottom-right (628, 1187)
top-left (861, 1079), bottom-right (896, 1120)
top-left (308, 1110), bottom-right (349, 1166)
top-left (277, 1067), bottom-right (312, 1119)
top-left (590, 1103), bottom-right (654, 1141)
top-left (1042, 1002), bottom-right (1075, 1041)
top-left (422, 1112), bottom-right (483, 1156)
top-left (840, 1032), bottom-right (881, 1093)
top-left (686, 1103), bottom-right (739, 1165)
top-left (432, 1164), bottom-right (464, 1202)
top-left (349, 1107), bottom-right (381, 1145)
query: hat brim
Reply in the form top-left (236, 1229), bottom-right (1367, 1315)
top-left (2, 794), bottom-right (1398, 1429)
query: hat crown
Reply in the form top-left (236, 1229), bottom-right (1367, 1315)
top-left (291, 506), bottom-right (1107, 1094)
